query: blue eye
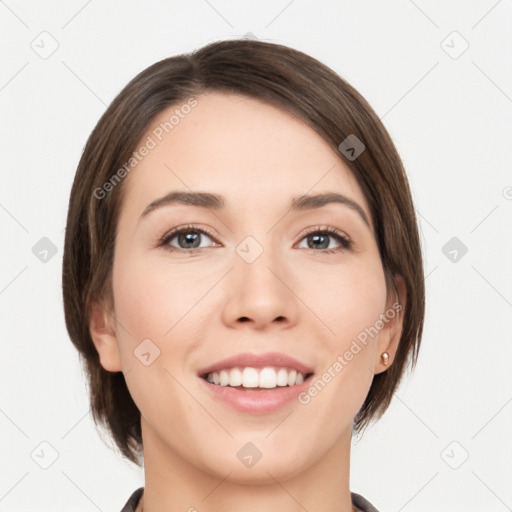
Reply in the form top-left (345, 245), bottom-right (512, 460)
top-left (160, 225), bottom-right (217, 251)
top-left (158, 224), bottom-right (353, 254)
top-left (297, 226), bottom-right (353, 254)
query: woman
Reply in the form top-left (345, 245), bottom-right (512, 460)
top-left (62, 38), bottom-right (425, 512)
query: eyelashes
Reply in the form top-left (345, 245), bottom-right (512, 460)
top-left (158, 224), bottom-right (220, 252)
top-left (157, 224), bottom-right (353, 255)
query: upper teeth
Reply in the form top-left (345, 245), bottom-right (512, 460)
top-left (205, 367), bottom-right (307, 388)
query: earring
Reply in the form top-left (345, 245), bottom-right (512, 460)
top-left (381, 352), bottom-right (389, 366)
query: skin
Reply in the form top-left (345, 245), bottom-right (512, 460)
top-left (89, 92), bottom-right (406, 512)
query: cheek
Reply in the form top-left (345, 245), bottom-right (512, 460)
top-left (112, 254), bottom-right (207, 345)
top-left (295, 260), bottom-right (386, 429)
top-left (110, 257), bottom-right (201, 420)
top-left (301, 257), bottom-right (387, 344)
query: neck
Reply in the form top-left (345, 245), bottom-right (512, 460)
top-left (137, 419), bottom-right (356, 512)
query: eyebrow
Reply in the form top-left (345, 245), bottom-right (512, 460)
top-left (140, 191), bottom-right (371, 228)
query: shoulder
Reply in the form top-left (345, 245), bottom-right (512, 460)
top-left (120, 487), bottom-right (144, 512)
top-left (351, 491), bottom-right (381, 512)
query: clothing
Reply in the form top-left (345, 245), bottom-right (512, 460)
top-left (352, 492), bottom-right (381, 512)
top-left (120, 487), bottom-right (381, 512)
top-left (120, 487), bottom-right (143, 512)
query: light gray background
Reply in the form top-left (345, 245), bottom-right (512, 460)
top-left (1, 1), bottom-right (511, 511)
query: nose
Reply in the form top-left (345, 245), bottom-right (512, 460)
top-left (220, 243), bottom-right (300, 331)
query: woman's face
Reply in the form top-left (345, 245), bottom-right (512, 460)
top-left (91, 91), bottom-right (403, 482)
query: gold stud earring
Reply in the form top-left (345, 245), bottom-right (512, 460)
top-left (381, 352), bottom-right (389, 366)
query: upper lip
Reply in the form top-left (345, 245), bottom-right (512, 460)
top-left (197, 352), bottom-right (315, 376)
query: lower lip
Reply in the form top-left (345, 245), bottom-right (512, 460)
top-left (198, 375), bottom-right (313, 414)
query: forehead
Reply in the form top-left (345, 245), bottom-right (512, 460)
top-left (121, 91), bottom-right (370, 222)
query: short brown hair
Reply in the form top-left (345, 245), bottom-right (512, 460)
top-left (62, 38), bottom-right (425, 466)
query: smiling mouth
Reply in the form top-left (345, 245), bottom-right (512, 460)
top-left (200, 366), bottom-right (314, 390)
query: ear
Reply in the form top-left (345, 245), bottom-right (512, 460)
top-left (374, 274), bottom-right (406, 375)
top-left (89, 299), bottom-right (122, 372)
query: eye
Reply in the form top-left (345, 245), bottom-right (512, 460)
top-left (158, 224), bottom-right (353, 255)
top-left (159, 225), bottom-right (219, 252)
top-left (297, 226), bottom-right (353, 254)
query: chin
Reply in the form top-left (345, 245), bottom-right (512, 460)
top-left (196, 441), bottom-right (314, 485)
